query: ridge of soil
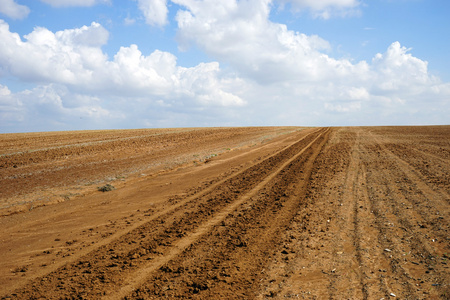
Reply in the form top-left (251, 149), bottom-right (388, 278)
top-left (0, 126), bottom-right (448, 299)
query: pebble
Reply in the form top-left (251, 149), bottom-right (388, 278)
top-left (390, 293), bottom-right (396, 297)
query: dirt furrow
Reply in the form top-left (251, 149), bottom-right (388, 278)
top-left (255, 128), bottom-right (371, 299)
top-left (125, 129), bottom-right (330, 299)
top-left (1, 127), bottom-right (298, 210)
top-left (381, 142), bottom-right (449, 201)
top-left (324, 130), bottom-right (395, 299)
top-left (411, 147), bottom-right (450, 167)
top-left (352, 157), bottom-right (394, 298)
top-left (0, 127), bottom-right (307, 294)
top-left (3, 129), bottom-right (328, 299)
top-left (1, 126), bottom-right (449, 299)
top-left (361, 136), bottom-right (449, 298)
top-left (339, 136), bottom-right (380, 299)
top-left (254, 126), bottom-right (449, 299)
top-left (363, 131), bottom-right (449, 250)
top-left (324, 132), bottom-right (369, 299)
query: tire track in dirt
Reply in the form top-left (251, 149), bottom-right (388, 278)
top-left (109, 128), bottom-right (330, 299)
top-left (326, 131), bottom-right (391, 299)
top-left (0, 127), bottom-right (307, 295)
top-left (4, 128), bottom-right (328, 299)
top-left (126, 129), bottom-right (331, 299)
top-left (3, 126), bottom-right (448, 299)
top-left (255, 127), bottom-right (449, 299)
top-left (257, 128), bottom-right (394, 299)
top-left (255, 128), bottom-right (362, 299)
top-left (1, 128), bottom-right (317, 291)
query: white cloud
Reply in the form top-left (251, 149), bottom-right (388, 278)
top-left (174, 0), bottom-right (368, 84)
top-left (0, 19), bottom-right (245, 132)
top-left (371, 41), bottom-right (437, 93)
top-left (124, 16), bottom-right (136, 26)
top-left (40, 0), bottom-right (110, 7)
top-left (0, 83), bottom-right (118, 132)
top-left (1, 1), bottom-right (449, 132)
top-left (0, 83), bottom-right (11, 96)
top-left (0, 0), bottom-right (30, 20)
top-left (170, 0), bottom-right (449, 126)
top-left (324, 101), bottom-right (361, 113)
top-left (0, 20), bottom-right (109, 84)
top-left (136, 0), bottom-right (168, 26)
top-left (56, 22), bottom-right (110, 47)
top-left (0, 83), bottom-right (23, 128)
top-left (278, 0), bottom-right (361, 19)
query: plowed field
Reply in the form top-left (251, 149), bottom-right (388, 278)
top-left (0, 126), bottom-right (449, 299)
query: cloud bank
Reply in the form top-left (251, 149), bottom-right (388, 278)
top-left (0, 0), bottom-right (449, 132)
top-left (0, 19), bottom-right (245, 132)
top-left (172, 0), bottom-right (448, 123)
top-left (0, 0), bottom-right (30, 20)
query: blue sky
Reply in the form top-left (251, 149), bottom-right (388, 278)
top-left (0, 0), bottom-right (449, 133)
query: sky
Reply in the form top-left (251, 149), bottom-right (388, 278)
top-left (0, 0), bottom-right (449, 133)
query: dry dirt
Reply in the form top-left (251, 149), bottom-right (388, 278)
top-left (0, 126), bottom-right (448, 299)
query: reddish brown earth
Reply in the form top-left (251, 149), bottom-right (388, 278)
top-left (0, 126), bottom-right (448, 299)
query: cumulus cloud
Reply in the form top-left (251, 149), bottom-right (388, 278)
top-left (0, 0), bottom-right (30, 19)
top-left (0, 20), bottom-right (109, 84)
top-left (170, 0), bottom-right (449, 126)
top-left (40, 0), bottom-right (110, 7)
top-left (0, 84), bottom-right (24, 130)
top-left (0, 19), bottom-right (243, 104)
top-left (174, 0), bottom-right (368, 84)
top-left (0, 83), bottom-right (11, 96)
top-left (1, 1), bottom-right (449, 132)
top-left (0, 19), bottom-right (246, 131)
top-left (0, 78), bottom-right (245, 132)
top-left (371, 42), bottom-right (437, 93)
top-left (0, 83), bottom-right (118, 132)
top-left (136, 0), bottom-right (169, 26)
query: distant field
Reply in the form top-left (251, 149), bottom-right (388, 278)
top-left (0, 126), bottom-right (448, 299)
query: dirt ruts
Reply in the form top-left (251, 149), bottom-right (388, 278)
top-left (0, 126), bottom-right (448, 299)
top-left (256, 127), bottom-right (449, 299)
top-left (3, 128), bottom-right (328, 299)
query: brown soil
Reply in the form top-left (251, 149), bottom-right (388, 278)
top-left (0, 126), bottom-right (448, 299)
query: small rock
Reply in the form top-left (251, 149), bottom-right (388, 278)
top-left (384, 248), bottom-right (392, 252)
top-left (390, 293), bottom-right (396, 297)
